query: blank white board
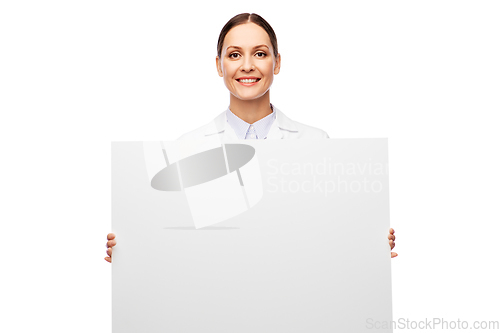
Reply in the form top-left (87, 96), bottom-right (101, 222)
top-left (112, 139), bottom-right (393, 332)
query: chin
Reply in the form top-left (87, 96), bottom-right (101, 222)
top-left (236, 95), bottom-right (261, 101)
top-left (235, 90), bottom-right (268, 101)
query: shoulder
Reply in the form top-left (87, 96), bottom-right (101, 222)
top-left (292, 120), bottom-right (330, 139)
top-left (176, 111), bottom-right (225, 141)
top-left (275, 108), bottom-right (330, 139)
top-left (176, 123), bottom-right (212, 141)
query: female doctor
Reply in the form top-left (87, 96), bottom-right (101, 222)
top-left (105, 13), bottom-right (397, 261)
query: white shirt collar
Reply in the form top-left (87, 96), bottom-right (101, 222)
top-left (203, 104), bottom-right (299, 140)
top-left (225, 104), bottom-right (276, 139)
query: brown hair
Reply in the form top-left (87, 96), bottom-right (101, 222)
top-left (217, 13), bottom-right (279, 59)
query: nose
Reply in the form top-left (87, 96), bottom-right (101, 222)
top-left (240, 56), bottom-right (255, 72)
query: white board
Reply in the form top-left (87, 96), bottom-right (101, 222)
top-left (112, 139), bottom-right (393, 332)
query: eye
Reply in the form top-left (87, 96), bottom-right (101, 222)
top-left (228, 53), bottom-right (240, 59)
top-left (256, 52), bottom-right (267, 57)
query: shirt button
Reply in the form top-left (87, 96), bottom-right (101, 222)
top-left (249, 125), bottom-right (254, 130)
top-left (249, 133), bottom-right (256, 139)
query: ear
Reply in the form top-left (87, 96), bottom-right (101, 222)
top-left (216, 56), bottom-right (223, 77)
top-left (274, 53), bottom-right (281, 75)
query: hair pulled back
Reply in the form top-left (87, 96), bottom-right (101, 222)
top-left (217, 13), bottom-right (278, 59)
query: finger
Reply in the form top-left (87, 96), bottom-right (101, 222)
top-left (107, 240), bottom-right (117, 248)
top-left (107, 248), bottom-right (113, 256)
top-left (105, 257), bottom-right (112, 263)
top-left (389, 228), bottom-right (394, 234)
top-left (391, 252), bottom-right (398, 258)
top-left (107, 233), bottom-right (116, 240)
top-left (387, 234), bottom-right (395, 241)
top-left (389, 240), bottom-right (395, 250)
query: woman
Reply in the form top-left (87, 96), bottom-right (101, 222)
top-left (105, 13), bottom-right (397, 262)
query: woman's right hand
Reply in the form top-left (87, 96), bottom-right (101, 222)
top-left (105, 233), bottom-right (116, 263)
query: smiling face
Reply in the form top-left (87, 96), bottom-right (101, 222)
top-left (216, 22), bottom-right (281, 102)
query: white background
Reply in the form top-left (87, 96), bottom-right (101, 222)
top-left (1, 1), bottom-right (499, 332)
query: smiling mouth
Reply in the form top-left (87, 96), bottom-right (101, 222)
top-left (236, 78), bottom-right (261, 83)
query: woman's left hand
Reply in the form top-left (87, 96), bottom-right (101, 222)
top-left (388, 228), bottom-right (397, 258)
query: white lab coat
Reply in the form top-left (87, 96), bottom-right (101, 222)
top-left (177, 105), bottom-right (329, 140)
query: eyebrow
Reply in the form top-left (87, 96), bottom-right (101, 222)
top-left (226, 44), bottom-right (270, 51)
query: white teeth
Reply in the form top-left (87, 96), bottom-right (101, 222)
top-left (239, 79), bottom-right (258, 83)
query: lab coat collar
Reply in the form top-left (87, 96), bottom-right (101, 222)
top-left (203, 105), bottom-right (298, 140)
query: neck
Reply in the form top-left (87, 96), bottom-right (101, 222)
top-left (229, 92), bottom-right (273, 124)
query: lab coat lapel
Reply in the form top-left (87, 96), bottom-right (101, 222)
top-left (202, 110), bottom-right (239, 141)
top-left (222, 121), bottom-right (239, 140)
top-left (265, 117), bottom-right (284, 139)
top-left (266, 107), bottom-right (298, 139)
